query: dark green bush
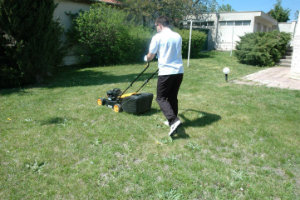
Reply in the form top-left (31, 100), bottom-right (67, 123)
top-left (67, 3), bottom-right (152, 65)
top-left (175, 28), bottom-right (207, 58)
top-left (127, 26), bottom-right (153, 63)
top-left (0, 0), bottom-right (65, 88)
top-left (235, 30), bottom-right (291, 67)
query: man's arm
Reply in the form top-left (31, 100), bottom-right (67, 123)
top-left (146, 53), bottom-right (155, 61)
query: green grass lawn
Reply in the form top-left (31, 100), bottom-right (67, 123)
top-left (1, 51), bottom-right (300, 199)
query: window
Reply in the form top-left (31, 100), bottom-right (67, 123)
top-left (235, 21), bottom-right (243, 26)
top-left (207, 22), bottom-right (214, 26)
top-left (227, 21), bottom-right (234, 26)
top-left (257, 23), bottom-right (262, 32)
top-left (219, 20), bottom-right (251, 26)
top-left (243, 21), bottom-right (251, 26)
top-left (189, 21), bottom-right (214, 27)
top-left (220, 21), bottom-right (226, 26)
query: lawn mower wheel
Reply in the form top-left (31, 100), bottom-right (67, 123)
top-left (113, 104), bottom-right (122, 113)
top-left (97, 98), bottom-right (106, 106)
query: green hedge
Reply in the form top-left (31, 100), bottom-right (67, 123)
top-left (235, 30), bottom-right (291, 67)
top-left (67, 3), bottom-right (152, 65)
top-left (175, 28), bottom-right (207, 58)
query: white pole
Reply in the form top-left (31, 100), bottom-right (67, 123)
top-left (187, 20), bottom-right (193, 67)
top-left (230, 26), bottom-right (234, 57)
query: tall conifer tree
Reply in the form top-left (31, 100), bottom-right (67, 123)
top-left (0, 0), bottom-right (64, 88)
top-left (268, 0), bottom-right (291, 22)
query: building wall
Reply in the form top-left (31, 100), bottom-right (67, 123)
top-left (183, 11), bottom-right (278, 51)
top-left (54, 0), bottom-right (92, 65)
top-left (216, 12), bottom-right (255, 51)
top-left (278, 21), bottom-right (298, 46)
top-left (54, 0), bottom-right (91, 30)
top-left (216, 13), bottom-right (253, 51)
top-left (278, 23), bottom-right (291, 32)
top-left (214, 12), bottom-right (277, 51)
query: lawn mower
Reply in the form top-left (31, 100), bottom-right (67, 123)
top-left (97, 62), bottom-right (158, 114)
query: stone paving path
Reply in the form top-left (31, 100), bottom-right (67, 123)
top-left (233, 67), bottom-right (300, 90)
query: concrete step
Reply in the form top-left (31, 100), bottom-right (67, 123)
top-left (282, 56), bottom-right (293, 59)
top-left (276, 62), bottom-right (291, 67)
top-left (276, 64), bottom-right (291, 67)
top-left (278, 46), bottom-right (293, 67)
top-left (279, 59), bottom-right (292, 64)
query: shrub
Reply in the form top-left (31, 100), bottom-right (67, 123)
top-left (127, 26), bottom-right (153, 63)
top-left (175, 28), bottom-right (207, 58)
top-left (0, 0), bottom-right (65, 88)
top-left (235, 30), bottom-right (291, 67)
top-left (68, 3), bottom-right (152, 65)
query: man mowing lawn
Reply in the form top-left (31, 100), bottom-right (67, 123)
top-left (144, 16), bottom-right (184, 137)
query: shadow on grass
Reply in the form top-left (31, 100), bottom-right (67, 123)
top-left (0, 88), bottom-right (29, 96)
top-left (0, 52), bottom-right (217, 95)
top-left (139, 108), bottom-right (160, 116)
top-left (0, 52), bottom-right (218, 95)
top-left (197, 52), bottom-right (214, 59)
top-left (0, 62), bottom-right (158, 95)
top-left (45, 64), bottom-right (159, 88)
top-left (182, 51), bottom-right (215, 60)
top-left (172, 127), bottom-right (190, 140)
top-left (40, 117), bottom-right (73, 126)
top-left (179, 109), bottom-right (221, 128)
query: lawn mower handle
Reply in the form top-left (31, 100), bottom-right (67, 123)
top-left (119, 62), bottom-right (150, 97)
top-left (135, 69), bottom-right (159, 93)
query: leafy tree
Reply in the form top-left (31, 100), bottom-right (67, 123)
top-left (268, 0), bottom-right (291, 22)
top-left (122, 0), bottom-right (218, 27)
top-left (218, 4), bottom-right (235, 12)
top-left (192, 0), bottom-right (219, 14)
top-left (121, 0), bottom-right (188, 27)
top-left (0, 0), bottom-right (65, 88)
top-left (295, 10), bottom-right (299, 20)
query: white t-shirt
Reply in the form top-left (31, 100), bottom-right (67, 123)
top-left (149, 28), bottom-right (184, 76)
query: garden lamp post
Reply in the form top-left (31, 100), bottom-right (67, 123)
top-left (223, 67), bottom-right (230, 82)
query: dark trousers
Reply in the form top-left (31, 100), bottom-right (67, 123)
top-left (156, 74), bottom-right (183, 126)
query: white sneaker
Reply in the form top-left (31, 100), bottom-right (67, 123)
top-left (164, 121), bottom-right (170, 127)
top-left (169, 120), bottom-right (182, 137)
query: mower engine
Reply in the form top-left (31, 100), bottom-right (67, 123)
top-left (106, 88), bottom-right (122, 108)
top-left (107, 88), bottom-right (122, 101)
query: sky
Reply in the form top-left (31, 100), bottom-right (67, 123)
top-left (216, 0), bottom-right (300, 22)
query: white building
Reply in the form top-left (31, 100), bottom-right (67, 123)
top-left (181, 11), bottom-right (298, 51)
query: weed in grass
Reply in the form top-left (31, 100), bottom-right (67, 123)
top-left (157, 189), bottom-right (183, 199)
top-left (231, 170), bottom-right (245, 181)
top-left (158, 137), bottom-right (173, 145)
top-left (185, 142), bottom-right (202, 151)
top-left (25, 160), bottom-right (46, 174)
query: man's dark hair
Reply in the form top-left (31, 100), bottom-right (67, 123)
top-left (156, 16), bottom-right (169, 27)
